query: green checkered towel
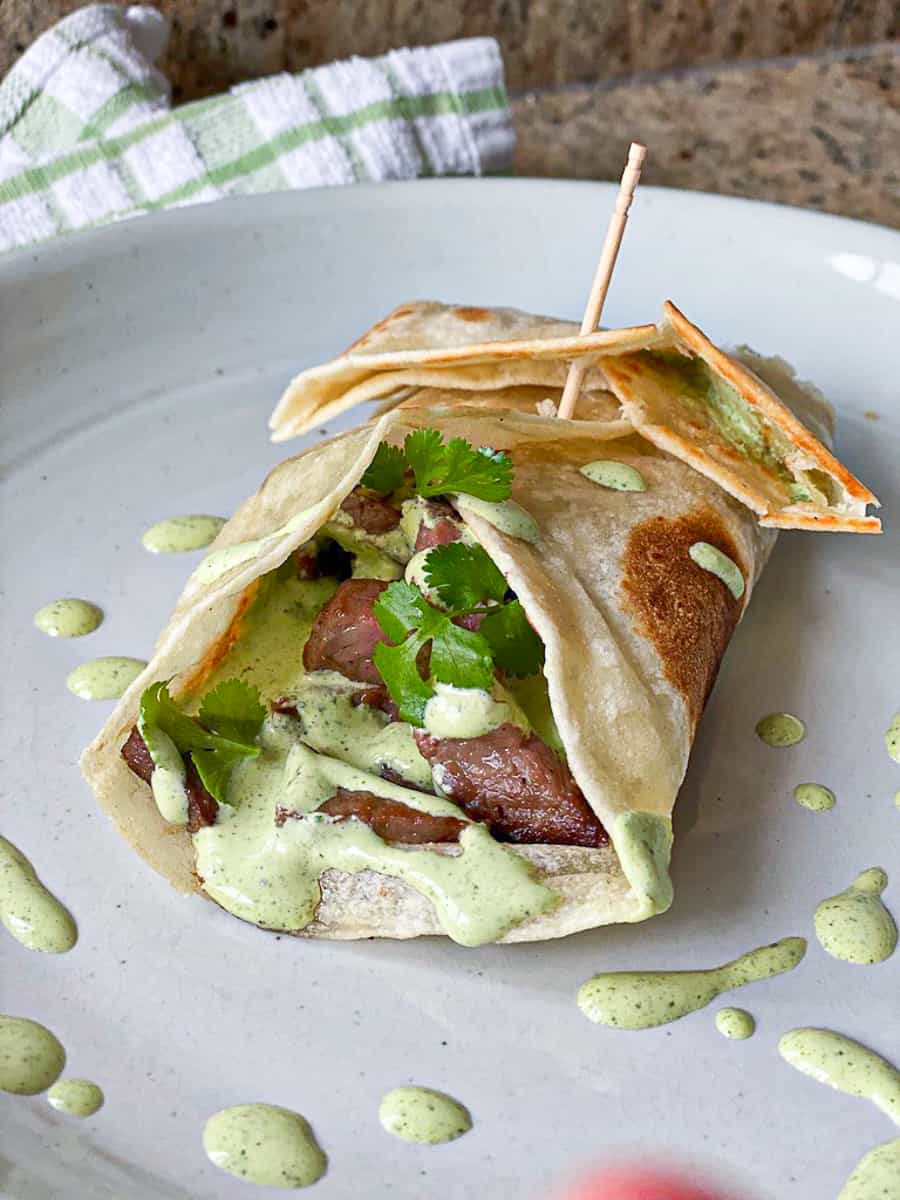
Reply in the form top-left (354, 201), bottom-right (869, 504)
top-left (0, 5), bottom-right (513, 252)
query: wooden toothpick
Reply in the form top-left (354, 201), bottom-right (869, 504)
top-left (557, 142), bottom-right (646, 420)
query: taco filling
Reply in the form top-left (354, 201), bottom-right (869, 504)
top-left (118, 436), bottom-right (609, 945)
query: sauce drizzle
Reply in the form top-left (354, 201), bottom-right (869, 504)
top-left (33, 599), bottom-right (102, 639)
top-left (379, 1087), bottom-right (472, 1144)
top-left (203, 1103), bottom-right (327, 1188)
top-left (0, 836), bottom-right (76, 954)
top-left (814, 869), bottom-right (897, 965)
top-left (66, 657), bottom-right (147, 701)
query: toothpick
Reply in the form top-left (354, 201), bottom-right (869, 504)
top-left (557, 142), bottom-right (646, 421)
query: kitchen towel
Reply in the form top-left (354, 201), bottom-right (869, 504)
top-left (0, 4), bottom-right (513, 251)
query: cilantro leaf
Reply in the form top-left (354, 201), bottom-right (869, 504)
top-left (198, 679), bottom-right (266, 745)
top-left (373, 637), bottom-right (433, 726)
top-left (437, 438), bottom-right (513, 501)
top-left (138, 679), bottom-right (263, 806)
top-left (424, 542), bottom-right (508, 611)
top-left (373, 581), bottom-right (430, 643)
top-left (479, 600), bottom-right (545, 677)
top-left (429, 623), bottom-right (495, 691)
top-left (361, 442), bottom-right (407, 494)
top-left (404, 429), bottom-right (512, 502)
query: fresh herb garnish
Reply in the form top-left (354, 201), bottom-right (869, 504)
top-left (373, 543), bottom-right (544, 724)
top-left (361, 428), bottom-right (512, 503)
top-left (138, 679), bottom-right (265, 804)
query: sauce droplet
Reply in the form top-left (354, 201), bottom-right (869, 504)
top-left (203, 1103), bottom-right (327, 1189)
top-left (0, 1016), bottom-right (66, 1095)
top-left (379, 1087), bottom-right (472, 1145)
top-left (33, 599), bottom-right (102, 639)
top-left (814, 869), bottom-right (897, 965)
top-left (688, 542), bottom-right (745, 599)
top-left (779, 1028), bottom-right (900, 1126)
top-left (577, 936), bottom-right (806, 1030)
top-left (580, 460), bottom-right (647, 493)
top-left (66, 657), bottom-right (147, 701)
top-left (715, 1008), bottom-right (756, 1040)
top-left (47, 1078), bottom-right (104, 1117)
top-left (839, 1138), bottom-right (900, 1200)
top-left (793, 782), bottom-right (835, 812)
top-left (886, 714), bottom-right (900, 766)
top-left (755, 712), bottom-right (805, 747)
top-left (0, 835), bottom-right (77, 954)
top-left (142, 515), bottom-right (226, 554)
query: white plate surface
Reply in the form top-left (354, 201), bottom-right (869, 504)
top-left (1, 180), bottom-right (898, 1200)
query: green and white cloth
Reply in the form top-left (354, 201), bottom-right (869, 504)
top-left (0, 5), bottom-right (513, 251)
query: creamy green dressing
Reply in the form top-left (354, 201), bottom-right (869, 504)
top-left (204, 1104), bottom-right (327, 1189)
top-left (688, 542), bottom-right (745, 600)
top-left (379, 1087), bottom-right (472, 1144)
top-left (814, 869), bottom-right (897, 965)
top-left (140, 726), bottom-right (188, 824)
top-left (794, 782), bottom-right (836, 812)
top-left (779, 1028), bottom-right (900, 1126)
top-left (322, 510), bottom-right (409, 579)
top-left (47, 1078), bottom-right (104, 1117)
top-left (612, 812), bottom-right (674, 917)
top-left (580, 460), bottom-right (647, 492)
top-left (66, 657), bottom-right (147, 701)
top-left (142, 515), bottom-right (226, 554)
top-left (715, 1007), bottom-right (756, 1040)
top-left (577, 937), bottom-right (806, 1029)
top-left (756, 712), bottom-right (805, 747)
top-left (839, 1138), bottom-right (900, 1200)
top-left (453, 495), bottom-right (540, 544)
top-left (886, 714), bottom-right (900, 765)
top-left (33, 598), bottom-right (102, 639)
top-left (423, 682), bottom-right (527, 741)
top-left (194, 721), bottom-right (556, 945)
top-left (0, 1016), bottom-right (66, 1095)
top-left (0, 836), bottom-right (77, 954)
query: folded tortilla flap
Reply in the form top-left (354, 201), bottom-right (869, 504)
top-left (83, 403), bottom-right (773, 942)
top-left (601, 301), bottom-right (881, 534)
top-left (270, 300), bottom-right (661, 442)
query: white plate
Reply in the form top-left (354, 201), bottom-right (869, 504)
top-left (1, 180), bottom-right (898, 1200)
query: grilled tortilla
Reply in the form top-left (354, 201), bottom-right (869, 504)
top-left (83, 403), bottom-right (777, 944)
top-left (272, 301), bottom-right (879, 533)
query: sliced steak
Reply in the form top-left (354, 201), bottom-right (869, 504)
top-left (341, 489), bottom-right (402, 534)
top-left (120, 725), bottom-right (218, 831)
top-left (278, 787), bottom-right (463, 844)
top-left (185, 761), bottom-right (219, 832)
top-left (295, 551), bottom-right (320, 580)
top-left (121, 725), bottom-right (154, 783)
top-left (414, 723), bottom-right (608, 848)
top-left (302, 578), bottom-right (389, 685)
top-left (414, 500), bottom-right (464, 551)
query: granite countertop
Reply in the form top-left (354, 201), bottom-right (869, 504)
top-left (2, 1), bottom-right (897, 228)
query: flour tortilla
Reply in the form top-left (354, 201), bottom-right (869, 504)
top-left (82, 404), bottom-right (773, 942)
top-left (271, 301), bottom-right (879, 533)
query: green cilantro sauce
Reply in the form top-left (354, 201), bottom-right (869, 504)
top-left (715, 1007), bottom-right (756, 1040)
top-left (0, 835), bottom-right (77, 954)
top-left (423, 681), bottom-right (528, 741)
top-left (47, 1078), bottom-right (104, 1117)
top-left (755, 712), bottom-right (806, 747)
top-left (453, 495), bottom-right (540, 543)
top-left (204, 1104), bottom-right (327, 1188)
top-left (577, 937), bottom-right (806, 1029)
top-left (688, 542), bottom-right (745, 600)
top-left (379, 1087), bottom-right (472, 1144)
top-left (0, 1016), bottom-right (66, 1095)
top-left (779, 1029), bottom-right (900, 1127)
top-left (794, 782), bottom-right (836, 812)
top-left (33, 598), bottom-right (102, 639)
top-left (66, 657), bottom-right (147, 701)
top-left (579, 461), bottom-right (647, 493)
top-left (886, 713), bottom-right (900, 766)
top-left (814, 869), bottom-right (897, 965)
top-left (839, 1139), bottom-right (900, 1200)
top-left (189, 573), bottom-right (557, 945)
top-left (141, 515), bottom-right (226, 554)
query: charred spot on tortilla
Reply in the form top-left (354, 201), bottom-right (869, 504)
top-left (621, 509), bottom-right (745, 725)
top-left (452, 306), bottom-right (492, 323)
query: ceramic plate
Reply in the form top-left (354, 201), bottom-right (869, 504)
top-left (1, 180), bottom-right (898, 1200)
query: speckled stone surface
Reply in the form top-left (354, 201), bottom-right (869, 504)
top-left (2, 2), bottom-right (897, 226)
top-left (514, 44), bottom-right (900, 228)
